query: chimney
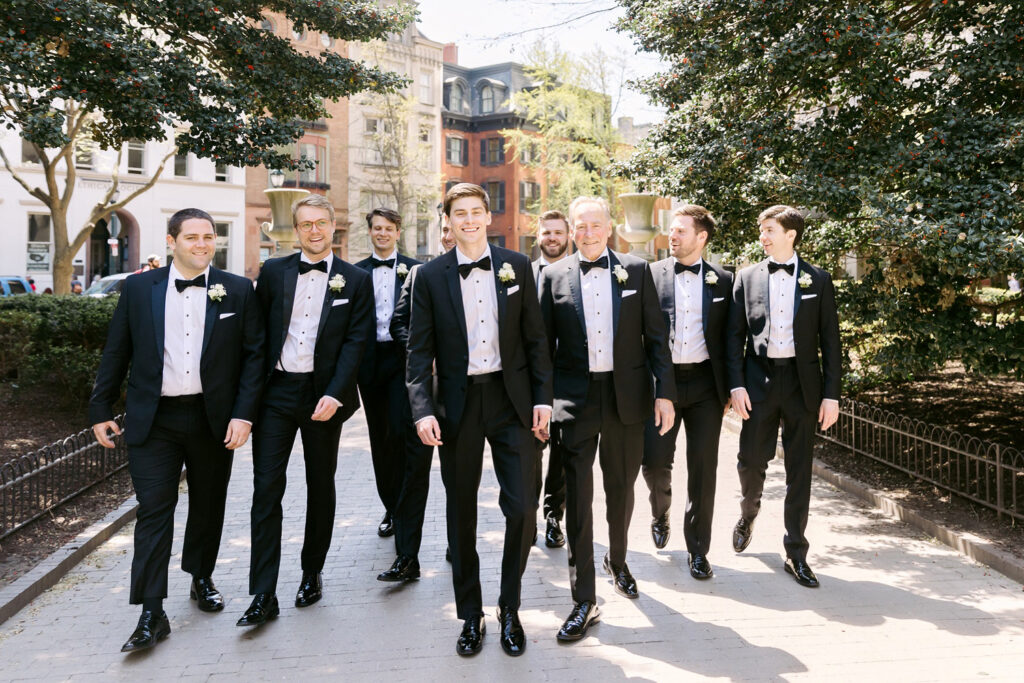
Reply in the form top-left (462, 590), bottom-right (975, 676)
top-left (443, 43), bottom-right (458, 65)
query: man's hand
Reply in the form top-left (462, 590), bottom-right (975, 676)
top-left (224, 419), bottom-right (252, 450)
top-left (532, 406), bottom-right (552, 442)
top-left (653, 398), bottom-right (675, 436)
top-left (311, 396), bottom-right (339, 422)
top-left (731, 388), bottom-right (751, 420)
top-left (416, 417), bottom-right (443, 446)
top-left (818, 400), bottom-right (839, 431)
top-left (92, 421), bottom-right (121, 449)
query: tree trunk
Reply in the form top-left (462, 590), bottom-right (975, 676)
top-left (50, 208), bottom-right (74, 295)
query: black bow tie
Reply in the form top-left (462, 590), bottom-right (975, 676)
top-left (675, 261), bottom-right (701, 275)
top-left (458, 256), bottom-right (491, 279)
top-left (174, 274), bottom-right (206, 293)
top-left (768, 261), bottom-right (795, 276)
top-left (299, 260), bottom-right (328, 275)
top-left (579, 256), bottom-right (608, 274)
top-left (373, 258), bottom-right (395, 269)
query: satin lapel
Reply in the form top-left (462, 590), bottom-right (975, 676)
top-left (281, 256), bottom-right (298, 350)
top-left (793, 257), bottom-right (804, 318)
top-left (754, 260), bottom-right (771, 329)
top-left (567, 254), bottom-right (587, 337)
top-left (201, 268), bottom-right (220, 359)
top-left (609, 251), bottom-right (623, 338)
top-left (657, 262), bottom-right (675, 341)
top-left (491, 250), bottom-right (509, 358)
top-left (315, 257), bottom-right (340, 343)
top-left (392, 260), bottom-right (403, 312)
top-left (701, 260), bottom-right (712, 336)
top-left (151, 269), bottom-right (168, 366)
top-left (444, 252), bottom-right (469, 347)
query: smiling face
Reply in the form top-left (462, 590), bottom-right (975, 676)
top-left (759, 218), bottom-right (797, 262)
top-left (448, 195), bottom-right (491, 252)
top-left (440, 214), bottom-right (456, 252)
top-left (166, 218), bottom-right (216, 277)
top-left (369, 215), bottom-right (400, 258)
top-left (669, 215), bottom-right (707, 265)
top-left (571, 202), bottom-right (612, 261)
top-left (538, 218), bottom-right (570, 261)
top-left (294, 205), bottom-right (336, 260)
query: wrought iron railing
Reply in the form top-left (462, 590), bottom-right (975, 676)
top-left (0, 415), bottom-right (129, 540)
top-left (820, 399), bottom-right (1024, 523)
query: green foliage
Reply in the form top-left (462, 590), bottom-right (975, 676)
top-left (0, 310), bottom-right (40, 379)
top-left (616, 0), bottom-right (1024, 379)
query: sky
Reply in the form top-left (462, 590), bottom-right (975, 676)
top-left (415, 0), bottom-right (666, 125)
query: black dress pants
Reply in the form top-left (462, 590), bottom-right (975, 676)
top-left (249, 371), bottom-right (344, 595)
top-left (642, 361), bottom-right (724, 555)
top-left (736, 361), bottom-right (816, 561)
top-left (128, 395), bottom-right (233, 604)
top-left (438, 374), bottom-right (536, 620)
top-left (534, 425), bottom-right (567, 521)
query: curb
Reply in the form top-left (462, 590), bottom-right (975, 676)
top-left (722, 416), bottom-right (1024, 586)
top-left (0, 495), bottom-right (139, 627)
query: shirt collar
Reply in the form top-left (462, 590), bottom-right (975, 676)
top-left (455, 244), bottom-right (491, 265)
top-left (168, 261), bottom-right (210, 286)
top-left (300, 251), bottom-right (334, 270)
top-left (578, 247), bottom-right (610, 263)
top-left (373, 249), bottom-right (397, 263)
top-left (768, 252), bottom-right (798, 268)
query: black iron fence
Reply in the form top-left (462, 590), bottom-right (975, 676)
top-left (0, 415), bottom-right (129, 540)
top-left (820, 399), bottom-right (1024, 523)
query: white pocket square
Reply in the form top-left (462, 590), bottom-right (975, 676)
top-left (713, 297), bottom-right (725, 303)
top-left (801, 293), bottom-right (817, 300)
top-left (506, 285), bottom-right (520, 295)
top-left (332, 298), bottom-right (349, 306)
top-left (218, 312), bottom-right (236, 320)
top-left (622, 290), bottom-right (637, 298)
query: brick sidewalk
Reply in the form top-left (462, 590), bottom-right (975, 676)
top-left (1, 408), bottom-right (1022, 681)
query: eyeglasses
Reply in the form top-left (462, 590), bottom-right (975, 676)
top-left (296, 219), bottom-right (332, 233)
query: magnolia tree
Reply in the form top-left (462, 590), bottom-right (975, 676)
top-left (0, 0), bottom-right (413, 292)
top-left (617, 0), bottom-right (1024, 381)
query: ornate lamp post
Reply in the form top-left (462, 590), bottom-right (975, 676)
top-left (616, 192), bottom-right (659, 261)
top-left (261, 169), bottom-right (309, 256)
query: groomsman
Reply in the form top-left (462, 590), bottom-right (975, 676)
top-left (355, 208), bottom-right (432, 581)
top-left (539, 196), bottom-right (675, 642)
top-left (532, 210), bottom-right (571, 549)
top-left (728, 205), bottom-right (841, 588)
top-left (239, 194), bottom-right (373, 626)
top-left (406, 183), bottom-right (552, 657)
top-left (89, 208), bottom-right (264, 652)
top-left (642, 205), bottom-right (732, 580)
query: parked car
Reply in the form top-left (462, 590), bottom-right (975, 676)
top-left (84, 272), bottom-right (133, 298)
top-left (0, 276), bottom-right (35, 297)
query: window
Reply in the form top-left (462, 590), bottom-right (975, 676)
top-left (419, 125), bottom-right (434, 164)
top-left (484, 181), bottom-right (505, 214)
top-left (28, 214), bottom-right (51, 243)
top-left (74, 144), bottom-right (93, 170)
top-left (296, 138), bottom-right (328, 184)
top-left (480, 85), bottom-right (494, 114)
top-left (520, 141), bottom-right (539, 165)
top-left (260, 18), bottom-right (275, 33)
top-left (292, 25), bottom-right (306, 42)
top-left (21, 139), bottom-right (41, 165)
top-left (418, 72), bottom-right (433, 104)
top-left (174, 153), bottom-right (189, 177)
top-left (27, 214), bottom-right (51, 274)
top-left (364, 118), bottom-right (393, 135)
top-left (213, 222), bottom-right (230, 270)
top-left (215, 162), bottom-right (229, 182)
top-left (449, 83), bottom-right (464, 112)
top-left (446, 136), bottom-right (466, 166)
top-left (126, 140), bottom-right (146, 175)
top-left (481, 137), bottom-right (504, 166)
top-left (445, 179), bottom-right (460, 193)
top-left (320, 33), bottom-right (334, 48)
top-left (519, 181), bottom-right (541, 213)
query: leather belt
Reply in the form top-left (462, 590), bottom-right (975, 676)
top-left (469, 370), bottom-right (502, 385)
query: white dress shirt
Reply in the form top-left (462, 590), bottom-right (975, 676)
top-left (371, 249), bottom-right (396, 342)
top-left (456, 245), bottom-right (502, 375)
top-left (672, 259), bottom-right (710, 364)
top-left (767, 253), bottom-right (798, 359)
top-left (278, 252), bottom-right (332, 373)
top-left (579, 249), bottom-right (614, 372)
top-left (161, 262), bottom-right (208, 396)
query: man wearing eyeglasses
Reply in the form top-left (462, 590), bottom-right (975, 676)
top-left (239, 194), bottom-right (374, 626)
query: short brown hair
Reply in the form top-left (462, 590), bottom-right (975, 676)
top-left (539, 210), bottom-right (569, 229)
top-left (291, 193), bottom-right (336, 226)
top-left (672, 204), bottom-right (717, 242)
top-left (168, 208), bottom-right (214, 239)
top-left (443, 182), bottom-right (489, 216)
top-left (758, 205), bottom-right (805, 245)
top-left (366, 207), bottom-right (402, 230)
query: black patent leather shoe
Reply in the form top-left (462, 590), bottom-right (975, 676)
top-left (294, 571), bottom-right (323, 607)
top-left (545, 516), bottom-right (565, 548)
top-left (377, 512), bottom-right (395, 538)
top-left (603, 554), bottom-right (638, 599)
top-left (651, 514), bottom-right (670, 549)
top-left (235, 593), bottom-right (280, 627)
top-left (556, 600), bottom-right (600, 642)
top-left (377, 555), bottom-right (421, 582)
top-left (456, 614), bottom-right (485, 656)
top-left (784, 558), bottom-right (820, 588)
top-left (497, 604), bottom-right (525, 656)
top-left (732, 517), bottom-right (755, 553)
top-left (189, 576), bottom-right (224, 612)
top-left (688, 553), bottom-right (714, 580)
top-left (121, 610), bottom-right (170, 652)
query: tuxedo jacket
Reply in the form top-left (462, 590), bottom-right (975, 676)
top-left (88, 266), bottom-right (265, 447)
top-left (405, 245), bottom-right (553, 431)
top-left (255, 253), bottom-right (373, 422)
top-left (388, 263), bottom-right (421, 352)
top-left (649, 258), bottom-right (733, 405)
top-left (539, 250), bottom-right (676, 425)
top-left (726, 257), bottom-right (842, 411)
top-left (355, 252), bottom-right (421, 381)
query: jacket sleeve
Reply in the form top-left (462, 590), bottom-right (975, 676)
top-left (726, 269), bottom-right (748, 391)
top-left (405, 269), bottom-right (437, 422)
top-left (87, 279), bottom-right (134, 426)
top-left (389, 265), bottom-right (418, 349)
top-left (230, 279), bottom-right (266, 422)
top-left (818, 272), bottom-right (842, 401)
top-left (640, 263), bottom-right (677, 402)
top-left (519, 258), bottom-right (553, 407)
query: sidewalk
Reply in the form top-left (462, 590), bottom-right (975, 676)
top-left (1, 408), bottom-right (1022, 681)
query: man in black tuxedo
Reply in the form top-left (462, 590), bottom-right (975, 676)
top-left (238, 194), bottom-right (373, 626)
top-left (531, 210), bottom-right (572, 549)
top-left (728, 205), bottom-right (841, 588)
top-left (539, 196), bottom-right (676, 642)
top-left (89, 208), bottom-right (264, 652)
top-left (406, 183), bottom-right (552, 657)
top-left (643, 205), bottom-right (733, 580)
top-left (354, 208), bottom-right (432, 582)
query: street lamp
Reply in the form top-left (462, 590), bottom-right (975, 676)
top-left (106, 188), bottom-right (122, 276)
top-left (269, 168), bottom-right (285, 188)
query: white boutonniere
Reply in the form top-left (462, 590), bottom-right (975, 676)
top-left (208, 283), bottom-right (226, 302)
top-left (329, 273), bottom-right (346, 293)
top-left (798, 272), bottom-right (813, 289)
top-left (704, 270), bottom-right (719, 286)
top-left (613, 264), bottom-right (628, 284)
top-left (498, 262), bottom-right (516, 283)
top-left (396, 263), bottom-right (409, 279)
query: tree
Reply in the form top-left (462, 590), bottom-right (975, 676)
top-left (0, 0), bottom-right (414, 292)
top-left (617, 0), bottom-right (1024, 382)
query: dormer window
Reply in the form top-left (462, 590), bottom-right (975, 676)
top-left (481, 85), bottom-right (495, 114)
